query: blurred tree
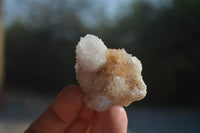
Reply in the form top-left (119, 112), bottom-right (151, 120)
top-left (5, 0), bottom-right (91, 93)
top-left (0, 0), bottom-right (4, 94)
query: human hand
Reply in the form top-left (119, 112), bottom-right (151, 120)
top-left (25, 85), bottom-right (128, 133)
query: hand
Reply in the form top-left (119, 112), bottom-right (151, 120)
top-left (25, 85), bottom-right (128, 133)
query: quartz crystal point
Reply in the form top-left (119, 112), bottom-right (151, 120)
top-left (75, 34), bottom-right (147, 112)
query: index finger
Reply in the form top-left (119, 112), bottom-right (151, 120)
top-left (25, 85), bottom-right (83, 133)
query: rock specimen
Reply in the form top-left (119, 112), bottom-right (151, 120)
top-left (75, 34), bottom-right (147, 112)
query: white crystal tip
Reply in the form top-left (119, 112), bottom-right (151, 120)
top-left (76, 34), bottom-right (107, 71)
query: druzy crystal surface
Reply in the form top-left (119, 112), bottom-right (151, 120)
top-left (75, 34), bottom-right (147, 112)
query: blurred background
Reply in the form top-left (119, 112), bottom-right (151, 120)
top-left (0, 0), bottom-right (200, 132)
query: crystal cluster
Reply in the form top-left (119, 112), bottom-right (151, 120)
top-left (75, 34), bottom-right (147, 112)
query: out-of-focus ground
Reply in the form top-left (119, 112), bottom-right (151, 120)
top-left (0, 90), bottom-right (52, 133)
top-left (1, 90), bottom-right (200, 133)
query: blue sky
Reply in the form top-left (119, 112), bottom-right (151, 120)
top-left (2, 0), bottom-right (132, 27)
top-left (2, 0), bottom-right (171, 27)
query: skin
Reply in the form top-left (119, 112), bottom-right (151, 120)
top-left (25, 85), bottom-right (128, 133)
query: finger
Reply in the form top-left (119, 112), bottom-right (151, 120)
top-left (25, 85), bottom-right (83, 133)
top-left (25, 107), bottom-right (69, 133)
top-left (51, 85), bottom-right (83, 122)
top-left (89, 105), bottom-right (128, 133)
top-left (65, 104), bottom-right (96, 133)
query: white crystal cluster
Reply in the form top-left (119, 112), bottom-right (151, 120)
top-left (76, 35), bottom-right (107, 71)
top-left (75, 34), bottom-right (147, 112)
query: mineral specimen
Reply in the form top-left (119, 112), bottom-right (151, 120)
top-left (75, 34), bottom-right (147, 112)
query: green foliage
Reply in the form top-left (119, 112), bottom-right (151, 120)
top-left (5, 21), bottom-right (88, 93)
